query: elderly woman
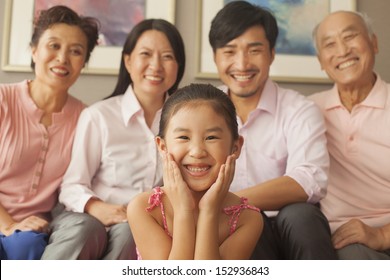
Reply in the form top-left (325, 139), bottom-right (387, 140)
top-left (0, 5), bottom-right (99, 259)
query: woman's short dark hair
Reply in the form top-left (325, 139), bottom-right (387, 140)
top-left (209, 1), bottom-right (278, 52)
top-left (30, 5), bottom-right (100, 69)
top-left (158, 83), bottom-right (239, 141)
top-left (106, 19), bottom-right (185, 99)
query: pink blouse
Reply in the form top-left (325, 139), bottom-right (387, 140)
top-left (0, 80), bottom-right (85, 221)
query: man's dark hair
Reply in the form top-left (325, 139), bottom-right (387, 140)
top-left (209, 1), bottom-right (278, 52)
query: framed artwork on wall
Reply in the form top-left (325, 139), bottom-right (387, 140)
top-left (1, 0), bottom-right (175, 75)
top-left (196, 0), bottom-right (356, 83)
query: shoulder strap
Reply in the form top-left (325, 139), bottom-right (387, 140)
top-left (146, 187), bottom-right (171, 237)
top-left (223, 197), bottom-right (260, 235)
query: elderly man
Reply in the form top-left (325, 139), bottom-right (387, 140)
top-left (310, 11), bottom-right (390, 259)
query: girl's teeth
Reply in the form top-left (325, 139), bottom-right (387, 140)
top-left (187, 166), bottom-right (208, 172)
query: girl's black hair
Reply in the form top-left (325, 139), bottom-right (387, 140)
top-left (158, 83), bottom-right (239, 141)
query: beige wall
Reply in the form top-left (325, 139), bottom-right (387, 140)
top-left (1, 0), bottom-right (389, 105)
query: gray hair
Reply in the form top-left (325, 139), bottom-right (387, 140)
top-left (312, 11), bottom-right (375, 53)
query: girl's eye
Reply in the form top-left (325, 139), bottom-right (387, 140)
top-left (177, 136), bottom-right (189, 140)
top-left (206, 135), bottom-right (218, 140)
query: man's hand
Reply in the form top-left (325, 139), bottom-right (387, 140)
top-left (332, 219), bottom-right (387, 251)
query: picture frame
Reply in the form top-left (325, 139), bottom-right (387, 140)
top-left (1, 0), bottom-right (175, 75)
top-left (196, 0), bottom-right (356, 83)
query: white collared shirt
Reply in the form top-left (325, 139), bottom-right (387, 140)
top-left (59, 86), bottom-right (163, 212)
top-left (220, 79), bottom-right (329, 203)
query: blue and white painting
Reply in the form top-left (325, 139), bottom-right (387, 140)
top-left (225, 0), bottom-right (330, 56)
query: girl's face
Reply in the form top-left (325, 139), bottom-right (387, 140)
top-left (157, 103), bottom-right (242, 192)
top-left (31, 23), bottom-right (88, 92)
top-left (124, 30), bottom-right (179, 98)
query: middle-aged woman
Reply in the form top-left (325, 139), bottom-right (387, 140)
top-left (41, 18), bottom-right (186, 260)
top-left (0, 5), bottom-right (99, 259)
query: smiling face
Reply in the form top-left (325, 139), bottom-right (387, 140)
top-left (214, 25), bottom-right (275, 100)
top-left (124, 30), bottom-right (179, 99)
top-left (31, 23), bottom-right (88, 91)
top-left (157, 103), bottom-right (242, 192)
top-left (316, 11), bottom-right (378, 88)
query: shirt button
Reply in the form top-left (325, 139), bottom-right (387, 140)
top-left (38, 158), bottom-right (45, 163)
top-left (42, 146), bottom-right (48, 151)
top-left (35, 171), bottom-right (42, 177)
top-left (43, 134), bottom-right (49, 139)
top-left (32, 184), bottom-right (38, 189)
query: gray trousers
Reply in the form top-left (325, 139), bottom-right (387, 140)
top-left (251, 202), bottom-right (337, 260)
top-left (41, 208), bottom-right (137, 260)
top-left (337, 244), bottom-right (390, 260)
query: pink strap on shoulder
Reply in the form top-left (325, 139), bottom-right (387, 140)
top-left (146, 187), bottom-right (171, 237)
top-left (223, 197), bottom-right (260, 235)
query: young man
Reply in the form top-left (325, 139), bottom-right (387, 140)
top-left (310, 11), bottom-right (390, 259)
top-left (209, 1), bottom-right (336, 259)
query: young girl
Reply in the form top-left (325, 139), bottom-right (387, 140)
top-left (128, 84), bottom-right (263, 259)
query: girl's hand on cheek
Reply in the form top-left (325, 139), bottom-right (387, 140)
top-left (161, 151), bottom-right (195, 212)
top-left (199, 155), bottom-right (236, 211)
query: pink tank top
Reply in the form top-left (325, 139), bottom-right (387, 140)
top-left (147, 186), bottom-right (260, 236)
top-left (136, 187), bottom-right (260, 259)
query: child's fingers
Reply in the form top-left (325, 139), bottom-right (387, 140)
top-left (213, 163), bottom-right (226, 193)
top-left (167, 153), bottom-right (177, 184)
top-left (161, 151), bottom-right (170, 184)
top-left (162, 151), bottom-right (176, 187)
top-left (171, 159), bottom-right (181, 184)
top-left (223, 154), bottom-right (236, 187)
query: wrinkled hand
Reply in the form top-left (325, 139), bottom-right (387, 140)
top-left (332, 219), bottom-right (386, 251)
top-left (85, 199), bottom-right (127, 227)
top-left (161, 151), bottom-right (195, 212)
top-left (199, 154), bottom-right (236, 211)
top-left (2, 216), bottom-right (49, 236)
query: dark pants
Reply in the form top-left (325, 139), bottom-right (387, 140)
top-left (251, 203), bottom-right (337, 260)
top-left (337, 244), bottom-right (390, 260)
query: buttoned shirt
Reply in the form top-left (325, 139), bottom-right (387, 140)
top-left (220, 79), bottom-right (329, 203)
top-left (0, 80), bottom-right (85, 221)
top-left (59, 86), bottom-right (163, 212)
top-left (310, 75), bottom-right (390, 233)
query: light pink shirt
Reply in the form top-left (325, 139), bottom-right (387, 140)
top-left (0, 80), bottom-right (85, 221)
top-left (220, 79), bottom-right (329, 203)
top-left (59, 86), bottom-right (163, 212)
top-left (309, 75), bottom-right (390, 233)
